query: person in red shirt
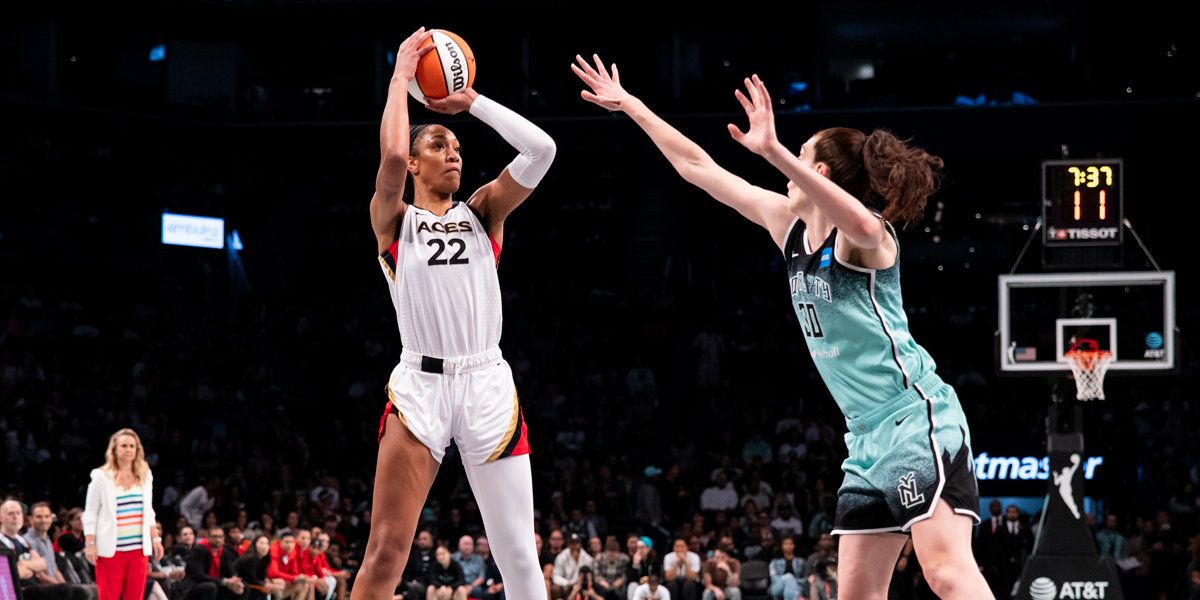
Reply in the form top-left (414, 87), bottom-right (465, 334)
top-left (308, 533), bottom-right (351, 600)
top-left (268, 533), bottom-right (314, 600)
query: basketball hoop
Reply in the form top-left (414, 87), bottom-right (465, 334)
top-left (1064, 338), bottom-right (1113, 400)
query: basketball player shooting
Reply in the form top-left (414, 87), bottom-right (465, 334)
top-left (352, 27), bottom-right (555, 600)
top-left (573, 55), bottom-right (991, 599)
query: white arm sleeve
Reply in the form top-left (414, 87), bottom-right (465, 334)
top-left (469, 94), bottom-right (556, 189)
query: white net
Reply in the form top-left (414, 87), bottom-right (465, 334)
top-left (1066, 350), bottom-right (1113, 400)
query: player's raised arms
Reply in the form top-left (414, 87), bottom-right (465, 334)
top-left (371, 27), bottom-right (434, 254)
top-left (572, 54), bottom-right (794, 250)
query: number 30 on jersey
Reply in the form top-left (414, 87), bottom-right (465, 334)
top-left (797, 302), bottom-right (824, 339)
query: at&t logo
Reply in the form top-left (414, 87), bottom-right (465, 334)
top-left (1028, 577), bottom-right (1111, 599)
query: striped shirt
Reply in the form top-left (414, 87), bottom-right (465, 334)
top-left (115, 484), bottom-right (144, 552)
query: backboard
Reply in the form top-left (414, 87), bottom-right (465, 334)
top-left (997, 271), bottom-right (1176, 374)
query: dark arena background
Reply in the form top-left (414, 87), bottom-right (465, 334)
top-left (2, 1), bottom-right (1198, 599)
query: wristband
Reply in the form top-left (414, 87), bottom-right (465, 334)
top-left (87, 541), bottom-right (96, 547)
top-left (153, 537), bottom-right (163, 542)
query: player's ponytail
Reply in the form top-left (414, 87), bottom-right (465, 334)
top-left (402, 123), bottom-right (434, 204)
top-left (813, 127), bottom-right (943, 229)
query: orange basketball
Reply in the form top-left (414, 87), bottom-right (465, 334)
top-left (408, 30), bottom-right (476, 103)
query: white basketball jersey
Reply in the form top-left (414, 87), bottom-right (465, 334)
top-left (378, 202), bottom-right (502, 359)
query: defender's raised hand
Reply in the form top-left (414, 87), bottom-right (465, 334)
top-left (572, 54), bottom-right (633, 112)
top-left (727, 75), bottom-right (779, 157)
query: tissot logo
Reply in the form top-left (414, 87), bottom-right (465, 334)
top-left (1048, 226), bottom-right (1118, 240)
top-left (1027, 577), bottom-right (1111, 599)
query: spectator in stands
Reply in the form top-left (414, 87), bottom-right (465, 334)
top-left (777, 434), bottom-right (805, 468)
top-left (307, 533), bottom-right (348, 600)
top-left (23, 502), bottom-right (65, 585)
top-left (564, 509), bottom-right (590, 540)
top-left (592, 537), bottom-right (629, 600)
top-left (805, 556), bottom-right (836, 600)
top-left (769, 505), bottom-right (802, 540)
top-left (202, 511), bottom-right (220, 533)
top-left (626, 359), bottom-right (656, 401)
top-left (662, 539), bottom-right (700, 600)
top-left (267, 533), bottom-right (313, 600)
top-left (439, 509), bottom-right (466, 547)
top-left (741, 434), bottom-right (772, 466)
top-left (2, 500), bottom-right (90, 600)
top-left (57, 508), bottom-right (87, 554)
top-left (636, 468), bottom-right (665, 539)
top-left (228, 525), bottom-right (249, 555)
top-left (1149, 509), bottom-right (1186, 600)
top-left (739, 482), bottom-right (769, 514)
top-left (183, 525), bottom-right (243, 600)
top-left (631, 575), bottom-right (669, 600)
top-left (400, 531), bottom-right (436, 600)
top-left (589, 537), bottom-right (604, 559)
top-left (245, 513), bottom-right (277, 543)
top-left (995, 505), bottom-right (1032, 598)
top-left (280, 512), bottom-right (301, 537)
top-left (474, 536), bottom-right (503, 600)
top-left (173, 527), bottom-right (197, 558)
top-left (768, 537), bottom-right (806, 600)
top-left (235, 535), bottom-right (285, 600)
top-left (425, 545), bottom-right (466, 600)
top-left (82, 429), bottom-right (164, 600)
top-left (584, 501), bottom-right (609, 540)
top-left (660, 466), bottom-right (690, 529)
top-left (541, 530), bottom-right (565, 567)
top-left (552, 533), bottom-right (593, 600)
top-left (700, 548), bottom-right (740, 600)
top-left (451, 535), bottom-right (485, 600)
top-left (1095, 514), bottom-right (1123, 561)
top-left (699, 472), bottom-right (737, 513)
top-left (294, 531), bottom-right (329, 599)
top-left (148, 523), bottom-right (186, 599)
top-left (568, 566), bottom-right (605, 600)
top-left (180, 479), bottom-right (220, 531)
top-left (804, 534), bottom-right (834, 576)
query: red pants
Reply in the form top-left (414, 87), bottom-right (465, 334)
top-left (96, 550), bottom-right (148, 600)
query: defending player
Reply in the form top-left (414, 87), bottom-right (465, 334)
top-left (352, 28), bottom-right (555, 600)
top-left (573, 56), bottom-right (990, 599)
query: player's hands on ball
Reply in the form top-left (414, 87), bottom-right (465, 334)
top-left (728, 75), bottom-right (779, 157)
top-left (572, 54), bottom-right (632, 112)
top-left (425, 88), bottom-right (480, 114)
top-left (394, 27), bottom-right (436, 82)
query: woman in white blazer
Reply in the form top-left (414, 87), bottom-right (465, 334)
top-left (84, 428), bottom-right (165, 600)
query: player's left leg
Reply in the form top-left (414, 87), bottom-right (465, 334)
top-left (910, 499), bottom-right (994, 600)
top-left (836, 532), bottom-right (909, 600)
top-left (463, 455), bottom-right (543, 600)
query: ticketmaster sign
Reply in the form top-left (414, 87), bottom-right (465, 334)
top-left (163, 213), bottom-right (225, 249)
top-left (974, 453), bottom-right (1104, 481)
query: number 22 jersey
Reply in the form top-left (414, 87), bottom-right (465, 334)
top-left (378, 201), bottom-right (503, 360)
top-left (783, 217), bottom-right (940, 425)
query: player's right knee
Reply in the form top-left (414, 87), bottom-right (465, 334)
top-left (365, 536), bottom-right (410, 572)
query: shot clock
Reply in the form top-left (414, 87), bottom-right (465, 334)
top-left (1042, 158), bottom-right (1122, 247)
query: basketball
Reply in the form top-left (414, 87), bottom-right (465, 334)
top-left (408, 30), bottom-right (476, 103)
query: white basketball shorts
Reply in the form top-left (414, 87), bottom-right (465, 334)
top-left (377, 347), bottom-right (530, 465)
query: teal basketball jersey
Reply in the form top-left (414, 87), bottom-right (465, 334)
top-left (783, 217), bottom-right (940, 424)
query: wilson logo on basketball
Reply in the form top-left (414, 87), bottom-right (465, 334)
top-left (444, 42), bottom-right (466, 91)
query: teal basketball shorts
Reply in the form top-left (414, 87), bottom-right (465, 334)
top-left (832, 373), bottom-right (981, 534)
